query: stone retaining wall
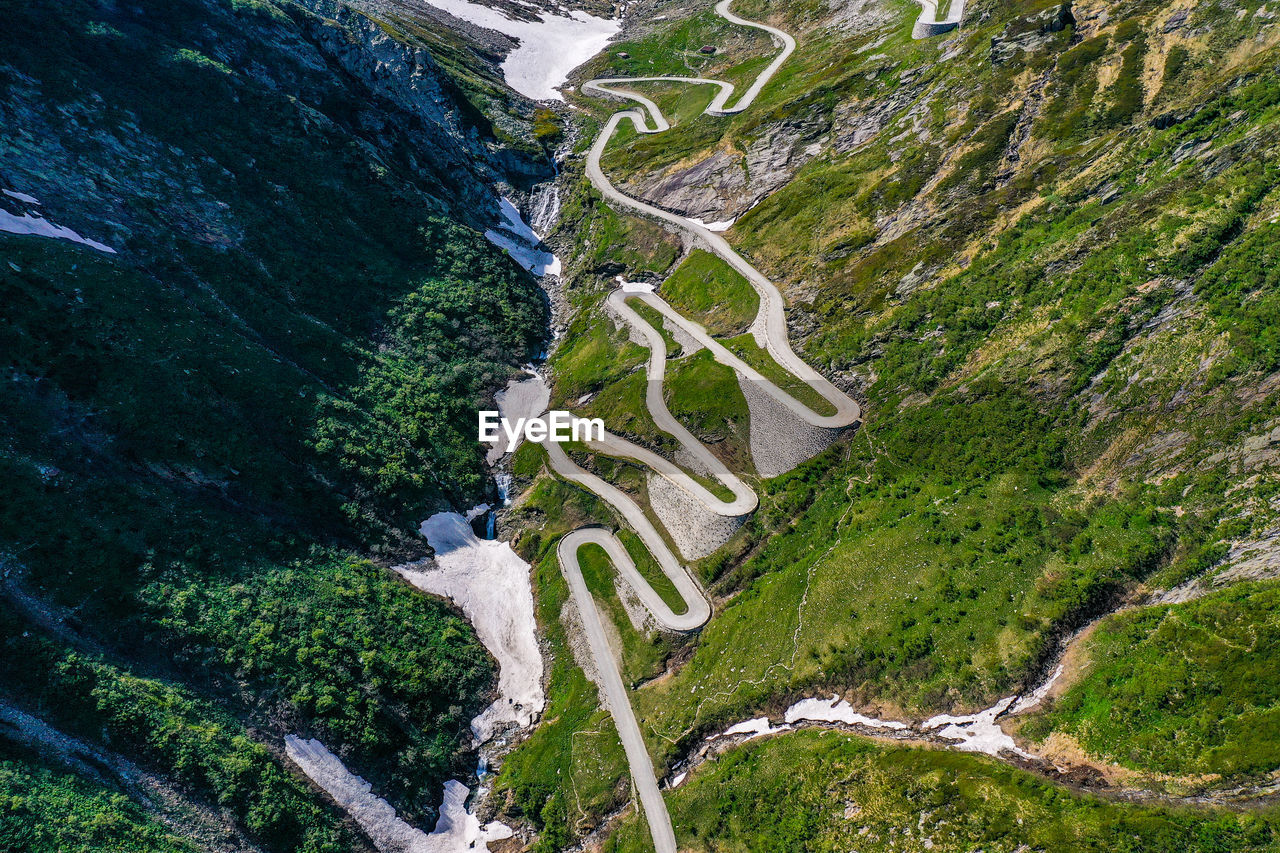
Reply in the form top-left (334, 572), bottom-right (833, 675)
top-left (647, 472), bottom-right (747, 559)
top-left (739, 375), bottom-right (845, 478)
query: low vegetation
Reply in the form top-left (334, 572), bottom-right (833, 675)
top-left (138, 554), bottom-right (496, 819)
top-left (659, 250), bottom-right (759, 337)
top-left (0, 742), bottom-right (194, 853)
top-left (0, 603), bottom-right (355, 853)
top-left (1025, 581), bottom-right (1280, 782)
top-left (494, 479), bottom-right (632, 844)
top-left (508, 0), bottom-right (1280, 848)
top-left (605, 731), bottom-right (1280, 852)
top-left (1, 0), bottom-right (549, 843)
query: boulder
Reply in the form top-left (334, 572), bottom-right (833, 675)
top-left (990, 2), bottom-right (1075, 64)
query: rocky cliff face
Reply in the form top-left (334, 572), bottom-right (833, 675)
top-left (0, 0), bottom-right (550, 256)
top-left (619, 116), bottom-right (827, 219)
top-left (299, 0), bottom-right (553, 190)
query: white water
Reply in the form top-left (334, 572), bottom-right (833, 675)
top-left (529, 181), bottom-right (561, 236)
top-left (494, 470), bottom-right (514, 504)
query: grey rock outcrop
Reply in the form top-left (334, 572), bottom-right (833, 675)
top-left (1163, 9), bottom-right (1190, 32)
top-left (833, 79), bottom-right (930, 154)
top-left (990, 3), bottom-right (1074, 64)
top-left (634, 151), bottom-right (749, 220)
top-left (623, 119), bottom-right (826, 220)
top-left (298, 0), bottom-right (551, 214)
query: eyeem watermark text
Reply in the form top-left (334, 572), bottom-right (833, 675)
top-left (480, 411), bottom-right (605, 452)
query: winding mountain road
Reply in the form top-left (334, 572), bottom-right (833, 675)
top-left (543, 2), bottom-right (958, 849)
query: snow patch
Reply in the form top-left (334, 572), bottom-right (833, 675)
top-left (396, 511), bottom-right (544, 742)
top-left (485, 370), bottom-right (551, 466)
top-left (0, 208), bottom-right (116, 254)
top-left (426, 779), bottom-right (514, 851)
top-left (3, 189), bottom-right (41, 205)
top-left (921, 696), bottom-right (1030, 758)
top-left (285, 735), bottom-right (430, 851)
top-left (285, 736), bottom-right (512, 853)
top-left (686, 216), bottom-right (736, 232)
top-left (784, 695), bottom-right (908, 730)
top-left (715, 717), bottom-right (790, 741)
top-left (422, 0), bottom-right (619, 101)
top-left (497, 196), bottom-right (539, 245)
top-left (1011, 664), bottom-right (1064, 713)
top-left (485, 196), bottom-right (561, 277)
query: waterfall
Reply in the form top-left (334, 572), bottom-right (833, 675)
top-left (529, 181), bottom-right (560, 239)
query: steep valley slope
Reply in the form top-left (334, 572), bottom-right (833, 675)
top-left (0, 0), bottom-right (559, 849)
top-left (3, 0), bottom-right (1280, 849)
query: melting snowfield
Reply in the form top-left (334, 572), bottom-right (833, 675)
top-left (710, 685), bottom-right (1054, 765)
top-left (423, 0), bottom-right (618, 101)
top-left (396, 511), bottom-right (545, 742)
top-left (485, 196), bottom-right (561, 276)
top-left (285, 737), bottom-right (513, 853)
top-left (922, 697), bottom-right (1032, 758)
top-left (686, 215), bottom-right (736, 232)
top-left (485, 370), bottom-right (551, 466)
top-left (714, 717), bottom-right (791, 741)
top-left (784, 695), bottom-right (908, 730)
top-left (289, 509), bottom-right (543, 851)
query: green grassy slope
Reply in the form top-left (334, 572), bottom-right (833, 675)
top-left (492, 477), bottom-right (634, 846)
top-left (501, 0), bottom-right (1280, 845)
top-left (1023, 581), bottom-right (1280, 784)
top-left (605, 731), bottom-right (1280, 853)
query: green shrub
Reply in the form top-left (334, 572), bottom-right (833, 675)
top-left (1029, 582), bottom-right (1280, 779)
top-left (533, 107), bottom-right (562, 142)
top-left (0, 744), bottom-right (195, 853)
top-left (0, 606), bottom-right (352, 853)
top-left (1162, 45), bottom-right (1189, 86)
top-left (139, 553), bottom-right (496, 818)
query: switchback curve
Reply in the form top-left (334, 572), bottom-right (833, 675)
top-left (541, 2), bottom-right (959, 849)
